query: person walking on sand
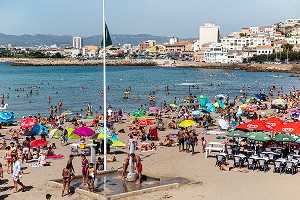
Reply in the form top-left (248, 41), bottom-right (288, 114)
top-left (62, 164), bottom-right (71, 197)
top-left (132, 153), bottom-right (143, 184)
top-left (12, 155), bottom-right (26, 193)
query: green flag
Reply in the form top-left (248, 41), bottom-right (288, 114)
top-left (101, 23), bottom-right (112, 47)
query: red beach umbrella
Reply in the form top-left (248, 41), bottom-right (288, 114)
top-left (263, 117), bottom-right (284, 129)
top-left (20, 117), bottom-right (38, 129)
top-left (30, 139), bottom-right (48, 148)
top-left (136, 119), bottom-right (154, 127)
top-left (74, 127), bottom-right (94, 137)
top-left (235, 119), bottom-right (272, 131)
top-left (271, 122), bottom-right (300, 134)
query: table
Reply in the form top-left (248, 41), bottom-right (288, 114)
top-left (261, 152), bottom-right (280, 156)
top-left (208, 142), bottom-right (225, 148)
top-left (235, 154), bottom-right (247, 159)
top-left (250, 156), bottom-right (269, 161)
top-left (217, 152), bottom-right (227, 157)
top-left (293, 154), bottom-right (300, 158)
top-left (204, 147), bottom-right (224, 158)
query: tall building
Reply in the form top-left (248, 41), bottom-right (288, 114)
top-left (199, 23), bottom-right (220, 48)
top-left (73, 36), bottom-right (83, 49)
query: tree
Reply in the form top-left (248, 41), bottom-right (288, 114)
top-left (282, 43), bottom-right (294, 52)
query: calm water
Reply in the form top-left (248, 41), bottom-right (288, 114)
top-left (0, 62), bottom-right (298, 119)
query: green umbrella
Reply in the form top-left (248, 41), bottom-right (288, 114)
top-left (294, 137), bottom-right (300, 144)
top-left (169, 104), bottom-right (178, 108)
top-left (132, 110), bottom-right (146, 117)
top-left (227, 130), bottom-right (248, 138)
top-left (272, 134), bottom-right (294, 142)
top-left (248, 132), bottom-right (271, 142)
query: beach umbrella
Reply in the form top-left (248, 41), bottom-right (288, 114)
top-left (169, 104), bottom-right (178, 108)
top-left (263, 117), bottom-right (284, 129)
top-left (179, 120), bottom-right (196, 127)
top-left (136, 119), bottom-right (154, 127)
top-left (149, 107), bottom-right (160, 112)
top-left (30, 139), bottom-right (48, 148)
top-left (235, 119), bottom-right (272, 131)
top-left (97, 132), bottom-right (112, 139)
top-left (132, 110), bottom-right (146, 117)
top-left (74, 127), bottom-right (94, 137)
top-left (199, 95), bottom-right (208, 107)
top-left (227, 130), bottom-right (248, 138)
top-left (272, 134), bottom-right (294, 142)
top-left (272, 99), bottom-right (287, 105)
top-left (49, 129), bottom-right (63, 139)
top-left (294, 137), bottom-right (300, 144)
top-left (31, 124), bottom-right (49, 135)
top-left (111, 140), bottom-right (126, 147)
top-left (248, 132), bottom-right (271, 142)
top-left (20, 117), bottom-right (37, 129)
top-left (271, 122), bottom-right (300, 134)
top-left (254, 94), bottom-right (263, 101)
top-left (0, 111), bottom-right (15, 123)
top-left (67, 128), bottom-right (80, 139)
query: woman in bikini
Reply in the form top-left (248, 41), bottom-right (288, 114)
top-left (5, 146), bottom-right (12, 174)
top-left (62, 164), bottom-right (71, 197)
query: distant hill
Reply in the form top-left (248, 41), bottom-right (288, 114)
top-left (0, 33), bottom-right (186, 47)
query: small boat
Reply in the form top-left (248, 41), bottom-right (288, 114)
top-left (289, 74), bottom-right (300, 77)
top-left (272, 74), bottom-right (282, 78)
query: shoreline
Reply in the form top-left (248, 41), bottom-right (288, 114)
top-left (1, 58), bottom-right (300, 74)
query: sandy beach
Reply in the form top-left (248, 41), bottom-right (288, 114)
top-left (1, 112), bottom-right (300, 200)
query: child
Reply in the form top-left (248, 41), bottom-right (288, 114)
top-left (201, 137), bottom-right (207, 153)
top-left (86, 163), bottom-right (96, 192)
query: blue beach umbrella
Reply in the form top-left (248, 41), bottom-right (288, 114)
top-left (31, 124), bottom-right (49, 135)
top-left (0, 111), bottom-right (16, 123)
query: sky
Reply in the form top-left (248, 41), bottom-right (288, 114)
top-left (1, 0), bottom-right (300, 38)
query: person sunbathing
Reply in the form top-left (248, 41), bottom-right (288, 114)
top-left (163, 135), bottom-right (172, 147)
top-left (218, 162), bottom-right (249, 173)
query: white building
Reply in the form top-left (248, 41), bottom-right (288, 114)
top-left (169, 36), bottom-right (178, 44)
top-left (256, 46), bottom-right (273, 55)
top-left (221, 36), bottom-right (271, 51)
top-left (199, 23), bottom-right (220, 48)
top-left (73, 36), bottom-right (83, 49)
top-left (204, 43), bottom-right (243, 63)
top-left (286, 19), bottom-right (300, 25)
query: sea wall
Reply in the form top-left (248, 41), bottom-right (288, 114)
top-left (1, 58), bottom-right (300, 74)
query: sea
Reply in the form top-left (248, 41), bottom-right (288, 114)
top-left (0, 62), bottom-right (299, 119)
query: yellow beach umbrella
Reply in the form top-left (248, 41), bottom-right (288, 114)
top-left (111, 140), bottom-right (126, 147)
top-left (179, 120), bottom-right (196, 127)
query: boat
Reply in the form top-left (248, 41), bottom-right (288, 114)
top-left (0, 103), bottom-right (8, 111)
top-left (272, 74), bottom-right (282, 78)
top-left (289, 74), bottom-right (300, 77)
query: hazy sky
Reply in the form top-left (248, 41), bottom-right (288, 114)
top-left (1, 0), bottom-right (299, 38)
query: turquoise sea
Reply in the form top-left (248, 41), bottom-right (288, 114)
top-left (0, 62), bottom-right (298, 119)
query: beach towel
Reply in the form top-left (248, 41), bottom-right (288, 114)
top-left (46, 154), bottom-right (64, 159)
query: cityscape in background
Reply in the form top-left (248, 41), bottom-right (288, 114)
top-left (1, 18), bottom-right (300, 64)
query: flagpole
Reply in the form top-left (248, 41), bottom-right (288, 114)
top-left (102, 0), bottom-right (107, 171)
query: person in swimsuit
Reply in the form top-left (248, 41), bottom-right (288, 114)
top-left (81, 155), bottom-right (89, 186)
top-left (122, 153), bottom-right (130, 180)
top-left (67, 155), bottom-right (76, 182)
top-left (218, 162), bottom-right (249, 173)
top-left (12, 155), bottom-right (26, 193)
top-left (62, 164), bottom-right (71, 197)
top-left (5, 146), bottom-right (12, 174)
top-left (86, 163), bottom-right (96, 192)
top-left (132, 153), bottom-right (143, 184)
top-left (178, 128), bottom-right (185, 152)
